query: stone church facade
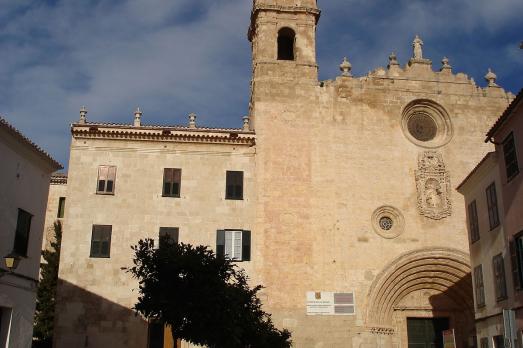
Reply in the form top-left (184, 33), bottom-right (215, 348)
top-left (54, 0), bottom-right (515, 347)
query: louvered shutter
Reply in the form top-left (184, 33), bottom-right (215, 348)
top-left (242, 230), bottom-right (251, 261)
top-left (216, 230), bottom-right (225, 257)
top-left (510, 239), bottom-right (521, 289)
top-left (163, 168), bottom-right (173, 195)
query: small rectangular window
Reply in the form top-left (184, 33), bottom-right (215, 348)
top-left (57, 197), bottom-right (66, 218)
top-left (468, 200), bottom-right (479, 243)
top-left (225, 171), bottom-right (243, 200)
top-left (13, 209), bottom-right (32, 256)
top-left (474, 264), bottom-right (485, 308)
top-left (90, 225), bottom-right (112, 258)
top-left (216, 230), bottom-right (251, 261)
top-left (492, 254), bottom-right (507, 301)
top-left (486, 183), bottom-right (500, 230)
top-left (159, 227), bottom-right (179, 248)
top-left (163, 168), bottom-right (181, 197)
top-left (504, 132), bottom-right (519, 182)
top-left (96, 166), bottom-right (117, 194)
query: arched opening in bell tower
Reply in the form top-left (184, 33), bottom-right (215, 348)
top-left (277, 27), bottom-right (295, 61)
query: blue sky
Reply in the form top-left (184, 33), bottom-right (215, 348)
top-left (1, 0), bottom-right (522, 168)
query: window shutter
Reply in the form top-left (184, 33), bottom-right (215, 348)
top-left (97, 166), bottom-right (108, 192)
top-left (510, 239), bottom-right (521, 289)
top-left (216, 230), bottom-right (225, 257)
top-left (242, 230), bottom-right (251, 261)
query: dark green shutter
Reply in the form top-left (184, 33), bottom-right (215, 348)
top-left (511, 239), bottom-right (521, 289)
top-left (216, 230), bottom-right (225, 257)
top-left (242, 230), bottom-right (251, 261)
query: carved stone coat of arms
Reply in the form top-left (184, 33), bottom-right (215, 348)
top-left (415, 151), bottom-right (452, 220)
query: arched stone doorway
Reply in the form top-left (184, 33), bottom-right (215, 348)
top-left (362, 248), bottom-right (474, 348)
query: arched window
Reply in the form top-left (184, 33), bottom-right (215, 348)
top-left (277, 27), bottom-right (295, 61)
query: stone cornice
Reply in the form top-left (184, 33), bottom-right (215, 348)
top-left (71, 123), bottom-right (256, 146)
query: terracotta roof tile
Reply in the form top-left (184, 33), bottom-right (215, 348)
top-left (51, 172), bottom-right (68, 184)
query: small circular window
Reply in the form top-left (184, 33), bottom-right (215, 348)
top-left (379, 217), bottom-right (393, 231)
top-left (401, 100), bottom-right (453, 148)
top-left (372, 206), bottom-right (405, 239)
top-left (407, 113), bottom-right (437, 142)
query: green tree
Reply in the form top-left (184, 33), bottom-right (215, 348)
top-left (128, 237), bottom-right (292, 348)
top-left (33, 221), bottom-right (62, 348)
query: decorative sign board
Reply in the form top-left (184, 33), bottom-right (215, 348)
top-left (443, 329), bottom-right (456, 348)
top-left (306, 292), bottom-right (355, 316)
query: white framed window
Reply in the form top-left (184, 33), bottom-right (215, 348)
top-left (225, 230), bottom-right (243, 260)
top-left (216, 230), bottom-right (251, 261)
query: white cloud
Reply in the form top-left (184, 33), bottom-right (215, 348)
top-left (0, 0), bottom-right (520, 166)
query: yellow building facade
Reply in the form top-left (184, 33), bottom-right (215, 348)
top-left (54, 1), bottom-right (515, 347)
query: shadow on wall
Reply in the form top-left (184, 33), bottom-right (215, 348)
top-left (53, 279), bottom-right (147, 348)
top-left (428, 273), bottom-right (475, 348)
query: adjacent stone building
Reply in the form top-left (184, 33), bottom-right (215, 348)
top-left (54, 1), bottom-right (516, 347)
top-left (0, 116), bottom-right (62, 348)
top-left (457, 152), bottom-right (510, 347)
top-left (42, 173), bottom-right (67, 252)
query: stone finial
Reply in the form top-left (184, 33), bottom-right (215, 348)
top-left (79, 106), bottom-right (87, 124)
top-left (412, 35), bottom-right (424, 59)
top-left (339, 57), bottom-right (352, 77)
top-left (388, 52), bottom-right (399, 68)
top-left (484, 68), bottom-right (498, 87)
top-left (242, 116), bottom-right (250, 132)
top-left (440, 57), bottom-right (452, 71)
top-left (188, 113), bottom-right (197, 128)
top-left (134, 107), bottom-right (142, 127)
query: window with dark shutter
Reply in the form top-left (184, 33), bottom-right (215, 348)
top-left (493, 254), bottom-right (507, 301)
top-left (90, 225), bottom-right (112, 258)
top-left (96, 166), bottom-right (117, 194)
top-left (486, 183), bottom-right (500, 230)
top-left (159, 227), bottom-right (179, 248)
top-left (163, 168), bottom-right (181, 197)
top-left (474, 265), bottom-right (485, 308)
top-left (479, 337), bottom-right (488, 348)
top-left (216, 229), bottom-right (251, 261)
top-left (225, 171), bottom-right (243, 200)
top-left (503, 132), bottom-right (519, 182)
top-left (510, 239), bottom-right (521, 290)
top-left (13, 209), bottom-right (32, 256)
top-left (468, 200), bottom-right (479, 243)
top-left (514, 233), bottom-right (523, 291)
top-left (57, 197), bottom-right (66, 218)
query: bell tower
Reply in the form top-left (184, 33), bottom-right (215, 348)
top-left (247, 0), bottom-right (320, 129)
